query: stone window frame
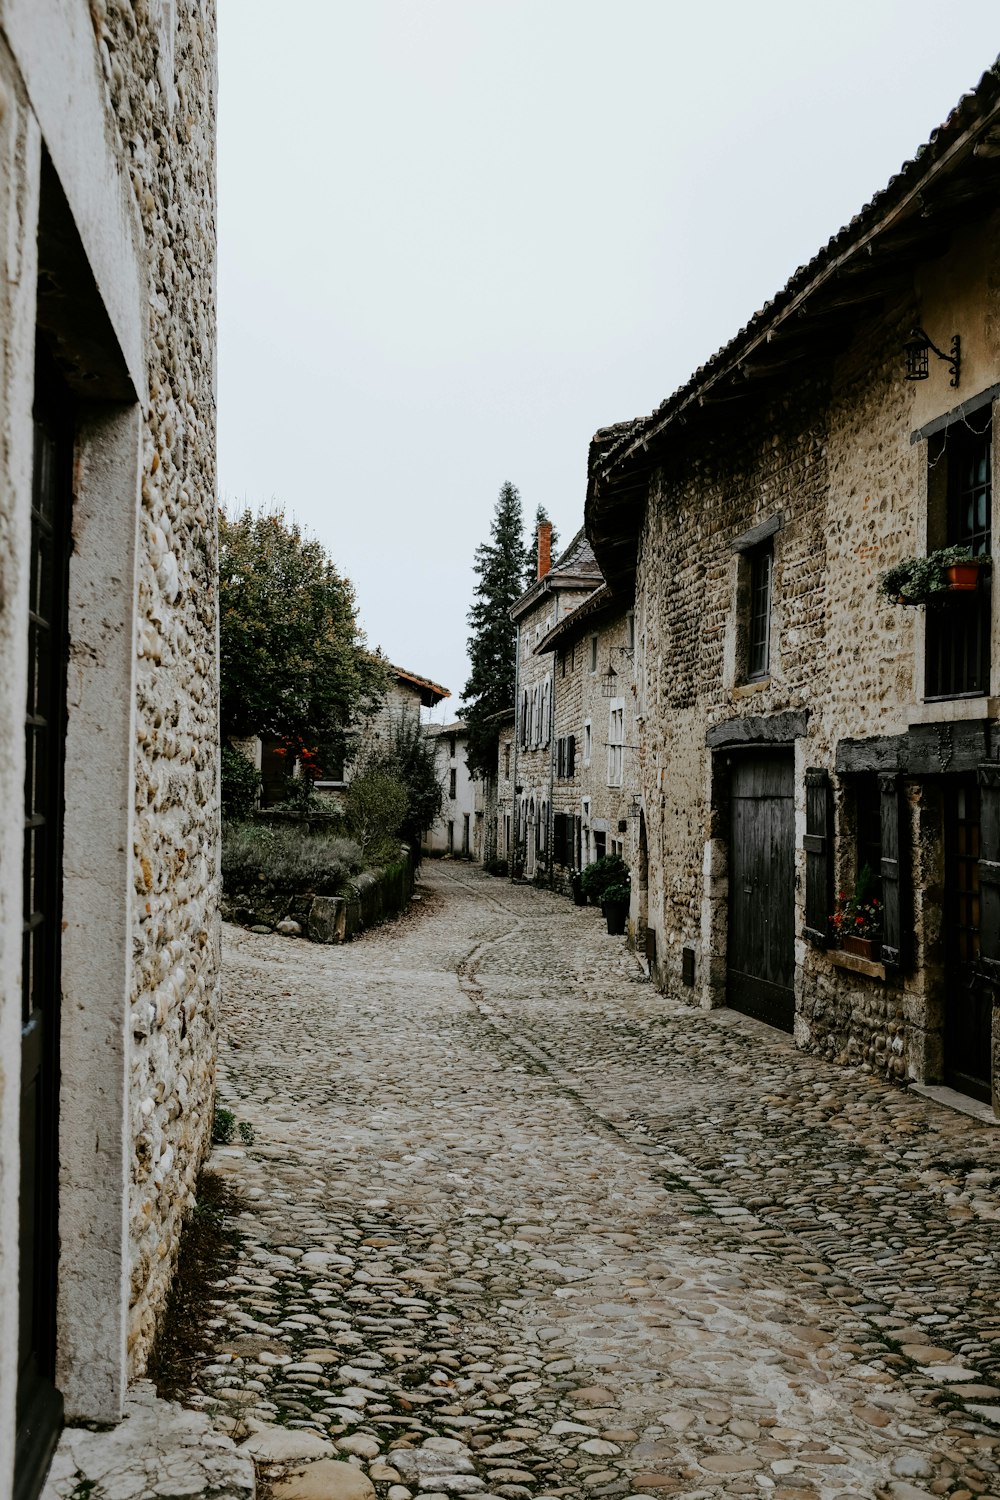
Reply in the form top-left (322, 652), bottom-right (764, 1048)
top-left (730, 513), bottom-right (782, 687)
top-left (583, 718), bottom-right (592, 767)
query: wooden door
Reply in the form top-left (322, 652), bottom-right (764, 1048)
top-left (17, 351), bottom-right (70, 1496)
top-left (943, 776), bottom-right (991, 1103)
top-left (727, 753), bottom-right (796, 1032)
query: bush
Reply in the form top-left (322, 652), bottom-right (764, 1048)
top-left (346, 770), bottom-right (409, 863)
top-left (221, 821), bottom-right (364, 892)
top-left (483, 857), bottom-right (508, 876)
top-left (220, 746), bottom-right (261, 821)
top-left (581, 855), bottom-right (630, 903)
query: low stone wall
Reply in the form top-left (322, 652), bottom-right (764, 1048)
top-left (224, 852), bottom-right (414, 943)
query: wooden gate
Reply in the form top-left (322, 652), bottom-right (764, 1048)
top-left (943, 776), bottom-right (991, 1103)
top-left (727, 752), bottom-right (796, 1032)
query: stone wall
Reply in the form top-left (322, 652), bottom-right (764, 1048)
top-left (93, 0), bottom-right (220, 1379)
top-left (628, 210), bottom-right (1000, 1100)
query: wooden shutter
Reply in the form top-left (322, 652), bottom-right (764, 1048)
top-left (567, 735), bottom-right (575, 777)
top-left (803, 767), bottom-right (831, 945)
top-left (979, 761), bottom-right (1000, 982)
top-left (879, 771), bottom-right (904, 971)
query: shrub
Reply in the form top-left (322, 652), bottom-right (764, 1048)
top-left (346, 770), bottom-right (409, 863)
top-left (602, 881), bottom-right (631, 905)
top-left (581, 855), bottom-right (630, 903)
top-left (221, 821), bottom-right (364, 892)
top-left (483, 857), bottom-right (508, 876)
top-left (212, 1107), bottom-right (236, 1145)
top-left (220, 746), bottom-right (261, 821)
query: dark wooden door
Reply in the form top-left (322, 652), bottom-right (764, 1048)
top-left (17, 351), bottom-right (70, 1498)
top-left (943, 776), bottom-right (992, 1103)
top-left (727, 752), bottom-right (796, 1032)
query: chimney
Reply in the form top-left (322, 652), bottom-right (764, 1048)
top-left (536, 520), bottom-right (553, 580)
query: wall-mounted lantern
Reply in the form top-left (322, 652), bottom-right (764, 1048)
top-left (904, 326), bottom-right (961, 388)
top-left (601, 645), bottom-right (634, 698)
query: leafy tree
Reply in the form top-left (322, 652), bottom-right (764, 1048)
top-left (525, 505), bottom-right (559, 587)
top-left (220, 745), bottom-right (261, 820)
top-left (352, 711), bottom-right (443, 859)
top-left (461, 481), bottom-right (530, 779)
top-left (346, 770), bottom-right (409, 863)
top-left (218, 509), bottom-right (389, 765)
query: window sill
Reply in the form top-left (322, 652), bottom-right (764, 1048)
top-left (908, 696), bottom-right (997, 724)
top-left (827, 948), bottom-right (886, 982)
top-left (732, 676), bottom-right (771, 698)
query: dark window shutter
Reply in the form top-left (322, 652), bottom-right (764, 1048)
top-left (803, 768), bottom-right (831, 945)
top-left (979, 761), bottom-right (1000, 982)
top-left (879, 771), bottom-right (904, 971)
top-left (567, 735), bottom-right (575, 777)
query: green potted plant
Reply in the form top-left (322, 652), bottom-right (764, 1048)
top-left (878, 546), bottom-right (992, 606)
top-left (602, 880), bottom-right (631, 936)
top-left (570, 869), bottom-right (588, 906)
top-left (580, 854), bottom-right (630, 906)
top-left (829, 864), bottom-right (883, 960)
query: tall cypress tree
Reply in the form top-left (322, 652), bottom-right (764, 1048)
top-left (461, 481), bottom-right (530, 779)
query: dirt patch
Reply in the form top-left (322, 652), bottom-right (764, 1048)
top-left (146, 1169), bottom-right (244, 1402)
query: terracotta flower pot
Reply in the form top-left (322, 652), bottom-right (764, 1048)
top-left (841, 934), bottom-right (881, 960)
top-left (946, 562), bottom-right (982, 591)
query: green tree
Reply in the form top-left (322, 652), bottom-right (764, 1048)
top-left (218, 509), bottom-right (389, 765)
top-left (353, 711), bottom-right (444, 857)
top-left (525, 504), bottom-right (559, 587)
top-left (461, 481), bottom-right (530, 779)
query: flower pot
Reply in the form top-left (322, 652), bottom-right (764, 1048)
top-left (946, 562), bottom-right (982, 591)
top-left (604, 900), bottom-right (628, 936)
top-left (571, 876), bottom-right (587, 906)
top-left (841, 934), bottom-right (881, 960)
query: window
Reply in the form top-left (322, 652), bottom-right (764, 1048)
top-left (520, 690), bottom-right (528, 749)
top-left (626, 610), bottom-right (635, 652)
top-left (541, 682), bottom-right (550, 747)
top-left (448, 734), bottom-right (456, 759)
top-left (594, 829), bottom-right (607, 861)
top-left (607, 701), bottom-right (624, 787)
top-left (590, 635), bottom-right (598, 673)
top-left (747, 544), bottom-right (772, 679)
top-left (449, 768), bottom-right (456, 799)
top-left (504, 743), bottom-right (511, 779)
top-left (925, 416), bottom-right (992, 699)
top-left (854, 775), bottom-right (883, 900)
top-left (583, 719), bottom-right (592, 767)
top-left (556, 735), bottom-right (576, 779)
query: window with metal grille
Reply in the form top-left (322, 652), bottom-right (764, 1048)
top-left (747, 544), bottom-right (772, 679)
top-left (925, 418), bottom-right (992, 699)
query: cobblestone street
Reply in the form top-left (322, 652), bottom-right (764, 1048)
top-left (197, 863), bottom-right (1000, 1500)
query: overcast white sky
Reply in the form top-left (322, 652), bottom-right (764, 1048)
top-left (218, 2), bottom-right (1000, 717)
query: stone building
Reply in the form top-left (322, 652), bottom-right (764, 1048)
top-left (257, 664), bottom-right (449, 804)
top-left (536, 585), bottom-right (643, 913)
top-left (423, 721), bottom-right (480, 858)
top-left (0, 2), bottom-right (220, 1495)
top-left (586, 63), bottom-right (1000, 1112)
top-left (510, 524), bottom-right (603, 877)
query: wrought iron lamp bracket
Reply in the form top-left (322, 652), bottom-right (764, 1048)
top-left (904, 326), bottom-right (961, 388)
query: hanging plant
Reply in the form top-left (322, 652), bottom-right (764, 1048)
top-left (878, 546), bottom-right (992, 606)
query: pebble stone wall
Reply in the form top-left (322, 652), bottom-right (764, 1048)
top-left (633, 304), bottom-right (943, 1081)
top-left (632, 250), bottom-right (1000, 1095)
top-left (92, 0), bottom-right (220, 1373)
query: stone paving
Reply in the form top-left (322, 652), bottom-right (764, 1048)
top-left (191, 862), bottom-right (1000, 1500)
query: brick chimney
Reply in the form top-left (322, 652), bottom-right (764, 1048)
top-left (536, 520), bottom-right (553, 580)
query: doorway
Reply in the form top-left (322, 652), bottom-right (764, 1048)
top-left (17, 349), bottom-right (71, 1496)
top-left (943, 775), bottom-right (991, 1103)
top-left (726, 751), bottom-right (796, 1032)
